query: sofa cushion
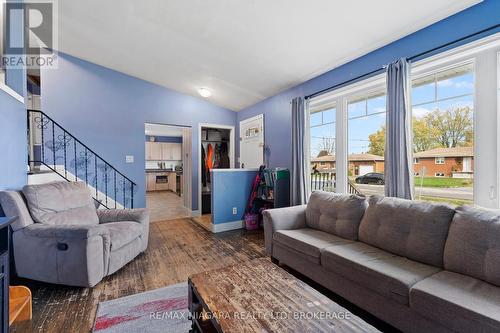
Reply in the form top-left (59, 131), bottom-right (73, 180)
top-left (102, 221), bottom-right (143, 251)
top-left (273, 228), bottom-right (353, 263)
top-left (23, 181), bottom-right (99, 226)
top-left (321, 242), bottom-right (441, 305)
top-left (305, 191), bottom-right (367, 240)
top-left (358, 196), bottom-right (455, 267)
top-left (410, 271), bottom-right (500, 333)
top-left (444, 205), bottom-right (500, 287)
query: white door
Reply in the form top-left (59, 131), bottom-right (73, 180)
top-left (358, 165), bottom-right (374, 176)
top-left (463, 157), bottom-right (472, 172)
top-left (239, 114), bottom-right (264, 168)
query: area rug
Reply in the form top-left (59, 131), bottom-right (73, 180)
top-left (93, 282), bottom-right (191, 333)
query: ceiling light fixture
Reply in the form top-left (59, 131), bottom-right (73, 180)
top-left (198, 87), bottom-right (212, 98)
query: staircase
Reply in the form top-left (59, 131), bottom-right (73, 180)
top-left (27, 109), bottom-right (136, 209)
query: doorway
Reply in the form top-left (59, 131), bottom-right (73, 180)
top-left (145, 123), bottom-right (192, 222)
top-left (194, 123), bottom-right (235, 230)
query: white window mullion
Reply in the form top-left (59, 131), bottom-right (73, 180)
top-left (336, 97), bottom-right (348, 193)
top-left (475, 51), bottom-right (498, 208)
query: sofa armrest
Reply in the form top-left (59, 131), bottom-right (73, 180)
top-left (14, 223), bottom-right (111, 287)
top-left (97, 208), bottom-right (150, 252)
top-left (23, 223), bottom-right (110, 239)
top-left (97, 208), bottom-right (149, 224)
top-left (262, 205), bottom-right (307, 255)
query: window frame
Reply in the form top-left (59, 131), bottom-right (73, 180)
top-left (306, 32), bottom-right (500, 207)
top-left (435, 157), bottom-right (445, 165)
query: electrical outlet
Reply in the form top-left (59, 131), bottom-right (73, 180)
top-left (125, 155), bottom-right (134, 163)
top-left (232, 207), bottom-right (237, 215)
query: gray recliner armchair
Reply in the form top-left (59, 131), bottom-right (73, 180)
top-left (0, 181), bottom-right (149, 287)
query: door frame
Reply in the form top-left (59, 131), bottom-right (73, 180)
top-left (239, 114), bottom-right (264, 168)
top-left (144, 122), bottom-right (193, 212)
top-left (197, 123), bottom-right (235, 216)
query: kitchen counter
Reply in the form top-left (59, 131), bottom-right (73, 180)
top-left (146, 169), bottom-right (178, 173)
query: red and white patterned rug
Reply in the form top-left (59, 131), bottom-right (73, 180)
top-left (93, 282), bottom-right (191, 333)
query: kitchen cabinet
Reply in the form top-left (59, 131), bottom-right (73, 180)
top-left (171, 144), bottom-right (182, 160)
top-left (146, 142), bottom-right (162, 160)
top-left (161, 143), bottom-right (172, 160)
top-left (168, 173), bottom-right (177, 192)
top-left (146, 171), bottom-right (180, 193)
top-left (146, 173), bottom-right (156, 191)
top-left (146, 142), bottom-right (182, 161)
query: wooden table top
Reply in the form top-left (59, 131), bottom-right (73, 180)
top-left (188, 258), bottom-right (380, 333)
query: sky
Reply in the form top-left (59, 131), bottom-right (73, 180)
top-left (310, 68), bottom-right (474, 158)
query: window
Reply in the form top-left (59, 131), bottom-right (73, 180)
top-left (306, 35), bottom-right (500, 208)
top-left (348, 91), bottom-right (386, 195)
top-left (435, 157), bottom-right (445, 164)
top-left (412, 63), bottom-right (474, 205)
top-left (308, 101), bottom-right (336, 192)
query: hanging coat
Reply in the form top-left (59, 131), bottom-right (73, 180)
top-left (213, 143), bottom-right (221, 168)
top-left (220, 142), bottom-right (230, 168)
top-left (206, 143), bottom-right (213, 183)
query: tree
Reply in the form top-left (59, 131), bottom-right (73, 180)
top-left (424, 107), bottom-right (473, 148)
top-left (315, 137), bottom-right (335, 156)
top-left (367, 107), bottom-right (474, 154)
top-left (368, 127), bottom-right (385, 156)
top-left (412, 117), bottom-right (436, 152)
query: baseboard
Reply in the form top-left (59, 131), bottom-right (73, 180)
top-left (190, 210), bottom-right (201, 217)
top-left (211, 220), bottom-right (244, 233)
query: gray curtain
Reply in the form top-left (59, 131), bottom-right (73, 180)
top-left (291, 97), bottom-right (308, 205)
top-left (385, 58), bottom-right (414, 199)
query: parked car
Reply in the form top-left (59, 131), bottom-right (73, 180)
top-left (355, 172), bottom-right (384, 185)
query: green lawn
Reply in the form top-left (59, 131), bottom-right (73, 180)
top-left (417, 196), bottom-right (472, 207)
top-left (415, 177), bottom-right (473, 188)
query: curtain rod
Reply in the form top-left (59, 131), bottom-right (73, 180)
top-left (305, 23), bottom-right (500, 100)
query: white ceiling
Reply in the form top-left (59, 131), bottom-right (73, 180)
top-left (145, 123), bottom-right (184, 137)
top-left (56, 0), bottom-right (480, 111)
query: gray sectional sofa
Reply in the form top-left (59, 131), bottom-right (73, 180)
top-left (263, 191), bottom-right (500, 333)
top-left (0, 181), bottom-right (149, 287)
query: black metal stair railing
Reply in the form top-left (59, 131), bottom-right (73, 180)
top-left (27, 109), bottom-right (136, 209)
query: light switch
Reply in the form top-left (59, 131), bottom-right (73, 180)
top-left (126, 155), bottom-right (134, 163)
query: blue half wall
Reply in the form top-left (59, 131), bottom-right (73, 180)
top-left (237, 0), bottom-right (500, 171)
top-left (41, 53), bottom-right (236, 210)
top-left (211, 169), bottom-right (257, 224)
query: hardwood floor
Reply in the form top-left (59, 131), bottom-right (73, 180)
top-left (146, 190), bottom-right (191, 222)
top-left (191, 214), bottom-right (212, 231)
top-left (10, 218), bottom-right (265, 333)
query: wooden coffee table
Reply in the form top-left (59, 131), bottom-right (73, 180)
top-left (188, 258), bottom-right (380, 332)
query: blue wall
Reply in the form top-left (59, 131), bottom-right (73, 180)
top-left (237, 0), bottom-right (500, 171)
top-left (41, 53), bottom-right (236, 209)
top-left (211, 170), bottom-right (257, 224)
top-left (0, 92), bottom-right (27, 193)
top-left (0, 0), bottom-right (27, 201)
top-left (145, 135), bottom-right (182, 144)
